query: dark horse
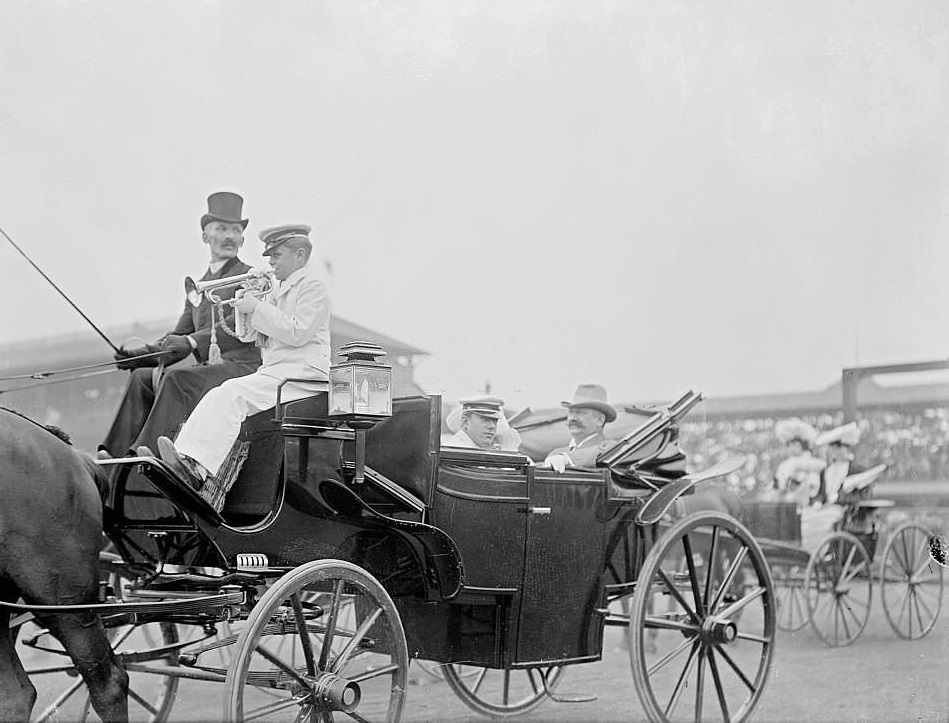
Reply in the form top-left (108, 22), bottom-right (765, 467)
top-left (0, 409), bottom-right (128, 721)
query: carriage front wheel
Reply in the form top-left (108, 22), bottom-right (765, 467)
top-left (881, 522), bottom-right (944, 640)
top-left (629, 511), bottom-right (776, 723)
top-left (223, 560), bottom-right (409, 722)
top-left (804, 531), bottom-right (872, 647)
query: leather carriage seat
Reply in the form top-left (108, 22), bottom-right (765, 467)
top-left (221, 394), bottom-right (438, 521)
top-left (221, 393), bottom-right (329, 521)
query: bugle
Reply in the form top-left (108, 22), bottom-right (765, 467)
top-left (184, 268), bottom-right (274, 308)
top-left (184, 268), bottom-right (274, 337)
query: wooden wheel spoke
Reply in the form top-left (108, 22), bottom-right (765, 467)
top-left (718, 585), bottom-right (765, 619)
top-left (647, 635), bottom-right (697, 677)
top-left (702, 526), bottom-right (721, 613)
top-left (709, 547), bottom-right (748, 613)
top-left (662, 641), bottom-right (700, 719)
top-left (290, 593), bottom-right (318, 677)
top-left (656, 568), bottom-right (700, 624)
top-left (34, 677), bottom-right (85, 722)
top-left (253, 641), bottom-right (312, 689)
top-left (707, 647), bottom-right (732, 721)
top-left (681, 533), bottom-right (705, 617)
top-left (331, 606), bottom-right (382, 676)
top-left (243, 695), bottom-right (311, 722)
top-left (128, 685), bottom-right (159, 714)
top-left (644, 615), bottom-right (698, 634)
top-left (694, 646), bottom-right (707, 719)
top-left (713, 642), bottom-right (756, 692)
top-left (318, 580), bottom-right (346, 671)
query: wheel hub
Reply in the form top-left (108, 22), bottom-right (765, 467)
top-left (309, 672), bottom-right (361, 713)
top-left (701, 617), bottom-right (738, 645)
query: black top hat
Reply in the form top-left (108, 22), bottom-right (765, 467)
top-left (200, 191), bottom-right (249, 230)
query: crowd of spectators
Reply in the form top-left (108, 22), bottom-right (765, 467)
top-left (678, 405), bottom-right (949, 498)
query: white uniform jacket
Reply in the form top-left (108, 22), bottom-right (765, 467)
top-left (240, 266), bottom-right (331, 382)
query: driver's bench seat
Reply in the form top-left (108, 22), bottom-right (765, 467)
top-left (217, 394), bottom-right (329, 523)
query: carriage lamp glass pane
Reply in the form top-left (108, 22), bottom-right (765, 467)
top-left (355, 366), bottom-right (392, 416)
top-left (329, 364), bottom-right (392, 416)
top-left (329, 366), bottom-right (354, 416)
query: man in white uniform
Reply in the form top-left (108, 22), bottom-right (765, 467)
top-left (158, 224), bottom-right (330, 490)
top-left (443, 396), bottom-right (520, 450)
top-left (443, 396), bottom-right (522, 451)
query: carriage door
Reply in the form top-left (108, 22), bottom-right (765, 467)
top-left (516, 467), bottom-right (607, 665)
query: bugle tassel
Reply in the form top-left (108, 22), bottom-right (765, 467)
top-left (208, 305), bottom-right (222, 365)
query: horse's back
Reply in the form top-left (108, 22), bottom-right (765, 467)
top-left (0, 409), bottom-right (104, 602)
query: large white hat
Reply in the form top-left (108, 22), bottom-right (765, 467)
top-left (775, 418), bottom-right (818, 445)
top-left (816, 422), bottom-right (861, 447)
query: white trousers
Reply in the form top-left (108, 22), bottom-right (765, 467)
top-left (174, 371), bottom-right (326, 476)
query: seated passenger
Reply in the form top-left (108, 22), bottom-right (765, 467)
top-left (443, 396), bottom-right (522, 451)
top-left (158, 224), bottom-right (330, 503)
top-left (771, 418), bottom-right (825, 506)
top-left (800, 422), bottom-right (880, 551)
top-left (540, 384), bottom-right (616, 473)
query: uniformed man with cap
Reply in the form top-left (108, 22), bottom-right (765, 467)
top-left (158, 223), bottom-right (330, 498)
top-left (444, 395), bottom-right (522, 451)
top-left (99, 191), bottom-right (262, 457)
top-left (541, 383), bottom-right (617, 472)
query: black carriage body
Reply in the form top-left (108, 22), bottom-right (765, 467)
top-left (103, 394), bottom-right (656, 670)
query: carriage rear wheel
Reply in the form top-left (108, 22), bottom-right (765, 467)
top-left (18, 617), bottom-right (180, 723)
top-left (804, 531), bottom-right (872, 647)
top-left (629, 511), bottom-right (775, 723)
top-left (773, 564), bottom-right (810, 632)
top-left (442, 664), bottom-right (565, 718)
top-left (881, 522), bottom-right (944, 640)
top-left (223, 560), bottom-right (408, 722)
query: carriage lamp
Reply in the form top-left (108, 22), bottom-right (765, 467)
top-left (329, 341), bottom-right (393, 484)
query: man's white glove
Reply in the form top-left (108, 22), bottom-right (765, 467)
top-left (542, 453), bottom-right (571, 473)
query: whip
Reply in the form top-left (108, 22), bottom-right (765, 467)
top-left (0, 222), bottom-right (121, 353)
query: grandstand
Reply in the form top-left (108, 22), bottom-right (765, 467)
top-left (680, 362), bottom-right (949, 503)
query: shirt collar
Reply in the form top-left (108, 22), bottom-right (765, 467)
top-left (208, 259), bottom-right (229, 275)
top-left (569, 433), bottom-right (600, 450)
top-left (280, 266), bottom-right (309, 288)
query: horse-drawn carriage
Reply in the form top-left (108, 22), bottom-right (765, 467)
top-left (743, 481), bottom-right (944, 647)
top-left (7, 368), bottom-right (777, 722)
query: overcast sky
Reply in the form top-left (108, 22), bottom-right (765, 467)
top-left (1, 1), bottom-right (947, 407)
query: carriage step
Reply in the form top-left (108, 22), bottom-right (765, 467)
top-left (548, 690), bottom-right (598, 704)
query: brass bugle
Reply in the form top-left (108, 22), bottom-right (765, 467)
top-left (184, 268), bottom-right (274, 307)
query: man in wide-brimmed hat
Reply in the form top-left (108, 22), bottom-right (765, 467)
top-left (541, 383), bottom-right (617, 472)
top-left (99, 191), bottom-right (261, 457)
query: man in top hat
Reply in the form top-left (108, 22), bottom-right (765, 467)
top-left (541, 383), bottom-right (617, 473)
top-left (443, 395), bottom-right (522, 451)
top-left (99, 192), bottom-right (262, 457)
top-left (158, 223), bottom-right (331, 502)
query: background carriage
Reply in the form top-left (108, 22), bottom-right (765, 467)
top-left (10, 349), bottom-right (776, 723)
top-left (743, 483), bottom-right (944, 647)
